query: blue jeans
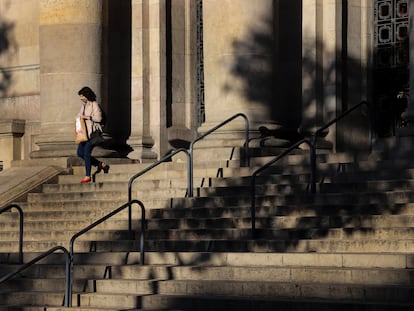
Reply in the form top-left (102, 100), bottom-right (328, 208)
top-left (77, 141), bottom-right (100, 176)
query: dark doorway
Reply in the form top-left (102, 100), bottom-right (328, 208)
top-left (373, 0), bottom-right (409, 137)
top-left (103, 0), bottom-right (132, 141)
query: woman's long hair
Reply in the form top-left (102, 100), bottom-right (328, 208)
top-left (78, 86), bottom-right (97, 102)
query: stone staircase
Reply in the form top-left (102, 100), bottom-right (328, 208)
top-left (1, 144), bottom-right (414, 310)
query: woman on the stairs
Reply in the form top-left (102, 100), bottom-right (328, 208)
top-left (76, 86), bottom-right (110, 183)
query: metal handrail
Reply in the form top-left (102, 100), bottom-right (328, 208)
top-left (313, 101), bottom-right (371, 142)
top-left (189, 113), bottom-right (250, 197)
top-left (309, 101), bottom-right (372, 192)
top-left (128, 148), bottom-right (190, 232)
top-left (250, 139), bottom-right (312, 238)
top-left (0, 246), bottom-right (71, 307)
top-left (250, 101), bottom-right (371, 238)
top-left (68, 199), bottom-right (145, 307)
top-left (0, 204), bottom-right (24, 264)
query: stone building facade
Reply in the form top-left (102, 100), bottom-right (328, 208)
top-left (0, 0), bottom-right (408, 168)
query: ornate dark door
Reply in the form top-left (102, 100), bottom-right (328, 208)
top-left (373, 0), bottom-right (409, 136)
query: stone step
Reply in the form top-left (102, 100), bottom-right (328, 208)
top-left (155, 279), bottom-right (414, 303)
top-left (2, 278), bottom-right (102, 293)
top-left (2, 236), bottom-right (414, 254)
top-left (0, 291), bottom-right (64, 307)
top-left (5, 226), bottom-right (414, 244)
top-left (70, 157), bottom-right (249, 176)
top-left (196, 183), bottom-right (310, 197)
top-left (146, 214), bottom-right (414, 230)
top-left (320, 179), bottom-right (414, 193)
top-left (0, 209), bottom-right (137, 222)
top-left (10, 264), bottom-right (413, 306)
top-left (168, 190), bottom-right (414, 209)
top-left (0, 229), bottom-right (133, 242)
top-left (74, 292), bottom-right (143, 309)
top-left (26, 191), bottom-right (128, 203)
top-left (0, 219), bottom-right (133, 232)
top-left (148, 203), bottom-right (414, 218)
top-left (140, 294), bottom-right (414, 311)
top-left (18, 251), bottom-right (142, 266)
top-left (23, 186), bottom-right (414, 211)
top-left (146, 265), bottom-right (414, 286)
top-left (7, 263), bottom-right (408, 287)
top-left (16, 200), bottom-right (133, 211)
top-left (15, 199), bottom-right (414, 219)
top-left (0, 263), bottom-right (170, 280)
top-left (42, 179), bottom-right (189, 193)
top-left (144, 227), bottom-right (414, 241)
top-left (42, 178), bottom-right (239, 198)
top-left (1, 298), bottom-right (413, 311)
top-left (62, 165), bottom-right (258, 183)
top-left (199, 173), bottom-right (313, 187)
top-left (3, 251), bottom-right (412, 269)
top-left (60, 279), bottom-right (414, 309)
top-left (6, 207), bottom-right (414, 232)
top-left (42, 177), bottom-right (317, 197)
top-left (68, 162), bottom-right (323, 183)
top-left (332, 168), bottom-right (414, 182)
top-left (151, 215), bottom-right (414, 235)
top-left (143, 238), bottom-right (414, 253)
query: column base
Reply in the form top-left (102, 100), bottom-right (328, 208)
top-left (127, 135), bottom-right (157, 162)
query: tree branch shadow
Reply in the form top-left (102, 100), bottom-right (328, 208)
top-left (0, 14), bottom-right (15, 95)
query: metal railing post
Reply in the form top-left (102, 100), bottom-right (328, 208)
top-left (250, 139), bottom-right (312, 238)
top-left (310, 135), bottom-right (317, 194)
top-left (189, 113), bottom-right (250, 197)
top-left (128, 149), bottom-right (189, 233)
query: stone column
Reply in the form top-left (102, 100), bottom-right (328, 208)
top-left (127, 0), bottom-right (157, 161)
top-left (32, 0), bottom-right (103, 158)
top-left (129, 0), bottom-right (167, 160)
top-left (302, 0), bottom-right (339, 149)
top-left (201, 0), bottom-right (276, 140)
top-left (166, 0), bottom-right (198, 149)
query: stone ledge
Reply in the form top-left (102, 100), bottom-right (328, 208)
top-left (0, 165), bottom-right (64, 208)
top-left (0, 119), bottom-right (25, 136)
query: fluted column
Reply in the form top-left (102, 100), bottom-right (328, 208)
top-left (32, 0), bottom-right (103, 158)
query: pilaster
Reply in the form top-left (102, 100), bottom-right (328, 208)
top-left (127, 0), bottom-right (157, 161)
top-left (201, 0), bottom-right (276, 142)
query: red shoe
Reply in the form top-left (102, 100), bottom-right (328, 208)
top-left (80, 176), bottom-right (92, 183)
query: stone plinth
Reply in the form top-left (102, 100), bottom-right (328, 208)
top-left (0, 120), bottom-right (25, 169)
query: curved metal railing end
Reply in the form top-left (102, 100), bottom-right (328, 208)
top-left (68, 199), bottom-right (146, 307)
top-left (0, 245), bottom-right (71, 307)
